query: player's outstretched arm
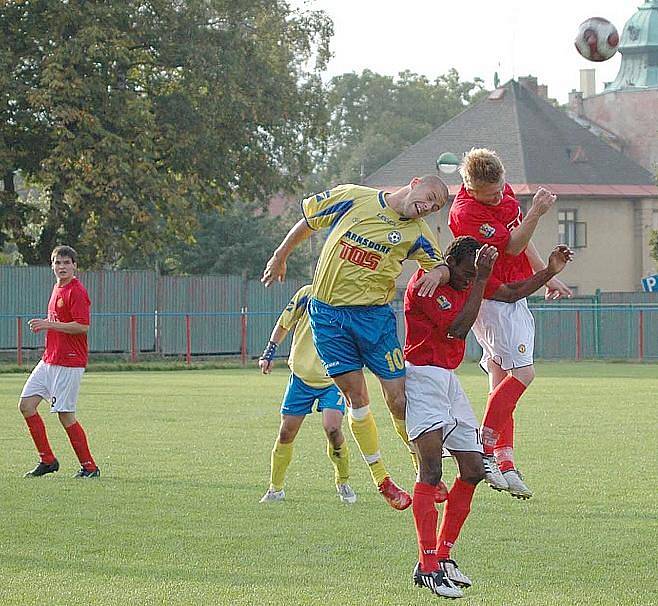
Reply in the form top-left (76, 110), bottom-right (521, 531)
top-left (491, 245), bottom-right (574, 303)
top-left (258, 324), bottom-right (290, 374)
top-left (447, 245), bottom-right (498, 340)
top-left (261, 219), bottom-right (314, 287)
top-left (506, 187), bottom-right (557, 256)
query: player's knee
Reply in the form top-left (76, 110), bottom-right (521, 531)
top-left (419, 458), bottom-right (443, 485)
top-left (324, 426), bottom-right (342, 447)
top-left (278, 427), bottom-right (297, 443)
top-left (385, 391), bottom-right (406, 418)
top-left (18, 398), bottom-right (37, 416)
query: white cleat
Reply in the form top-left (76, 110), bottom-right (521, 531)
top-left (259, 488), bottom-right (285, 503)
top-left (413, 562), bottom-right (464, 599)
top-left (440, 559), bottom-right (472, 588)
top-left (503, 469), bottom-right (533, 499)
top-left (482, 455), bottom-right (509, 491)
top-left (336, 483), bottom-right (357, 504)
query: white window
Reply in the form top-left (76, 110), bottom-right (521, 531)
top-left (558, 209), bottom-right (587, 248)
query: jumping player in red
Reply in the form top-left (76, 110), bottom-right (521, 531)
top-left (19, 245), bottom-right (100, 479)
top-left (448, 148), bottom-right (572, 498)
top-left (405, 237), bottom-right (572, 598)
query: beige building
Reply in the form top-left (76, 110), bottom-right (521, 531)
top-left (364, 76), bottom-right (658, 295)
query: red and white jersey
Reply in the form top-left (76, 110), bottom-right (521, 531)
top-left (404, 269), bottom-right (500, 370)
top-left (42, 278), bottom-right (91, 368)
top-left (448, 184), bottom-right (533, 286)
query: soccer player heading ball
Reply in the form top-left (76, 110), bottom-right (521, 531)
top-left (262, 177), bottom-right (450, 510)
top-left (449, 148), bottom-right (572, 498)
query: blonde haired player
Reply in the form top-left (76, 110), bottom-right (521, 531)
top-left (259, 285), bottom-right (356, 505)
top-left (263, 178), bottom-right (450, 510)
top-left (448, 148), bottom-right (572, 498)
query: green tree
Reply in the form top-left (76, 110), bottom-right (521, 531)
top-left (315, 68), bottom-right (486, 185)
top-left (0, 0), bottom-right (331, 267)
top-left (166, 199), bottom-right (314, 280)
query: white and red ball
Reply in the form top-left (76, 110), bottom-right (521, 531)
top-left (575, 17), bottom-right (620, 62)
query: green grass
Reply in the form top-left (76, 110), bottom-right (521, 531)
top-left (0, 362), bottom-right (656, 605)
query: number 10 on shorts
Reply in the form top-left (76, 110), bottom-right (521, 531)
top-left (384, 348), bottom-right (405, 372)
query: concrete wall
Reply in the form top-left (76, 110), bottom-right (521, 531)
top-left (583, 89), bottom-right (658, 172)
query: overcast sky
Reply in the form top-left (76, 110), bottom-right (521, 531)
top-left (291, 0), bottom-right (638, 103)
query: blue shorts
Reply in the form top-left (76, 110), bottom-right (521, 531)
top-left (308, 298), bottom-right (406, 380)
top-left (280, 374), bottom-right (346, 416)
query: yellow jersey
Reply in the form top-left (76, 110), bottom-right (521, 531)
top-left (277, 285), bottom-right (331, 388)
top-left (302, 184), bottom-right (444, 306)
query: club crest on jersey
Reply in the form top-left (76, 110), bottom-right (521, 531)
top-left (387, 230), bottom-right (402, 245)
top-left (479, 223), bottom-right (496, 239)
top-left (57, 298), bottom-right (64, 308)
top-left (518, 344), bottom-right (526, 353)
top-left (436, 295), bottom-right (452, 310)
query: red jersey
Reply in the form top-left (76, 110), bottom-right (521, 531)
top-left (448, 184), bottom-right (533, 286)
top-left (42, 278), bottom-right (91, 368)
top-left (404, 269), bottom-right (500, 370)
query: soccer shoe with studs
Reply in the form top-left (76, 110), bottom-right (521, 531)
top-left (24, 459), bottom-right (59, 478)
top-left (482, 455), bottom-right (509, 491)
top-left (336, 483), bottom-right (357, 504)
top-left (73, 467), bottom-right (101, 479)
top-left (413, 562), bottom-right (464, 599)
top-left (259, 488), bottom-right (285, 503)
top-left (503, 469), bottom-right (533, 499)
top-left (377, 477), bottom-right (412, 511)
top-left (439, 559), bottom-right (472, 588)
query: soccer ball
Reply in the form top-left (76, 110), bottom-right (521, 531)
top-left (575, 17), bottom-right (620, 62)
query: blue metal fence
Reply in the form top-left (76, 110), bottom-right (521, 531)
top-left (1, 266), bottom-right (657, 363)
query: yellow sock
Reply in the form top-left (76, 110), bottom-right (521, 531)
top-left (349, 407), bottom-right (389, 486)
top-left (391, 415), bottom-right (418, 474)
top-left (270, 439), bottom-right (294, 491)
top-left (327, 439), bottom-right (350, 485)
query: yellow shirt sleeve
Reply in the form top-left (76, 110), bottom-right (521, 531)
top-left (301, 185), bottom-right (358, 231)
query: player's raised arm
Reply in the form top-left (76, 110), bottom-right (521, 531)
top-left (447, 245), bottom-right (497, 340)
top-left (261, 219), bottom-right (314, 287)
top-left (506, 187), bottom-right (557, 256)
top-left (490, 245), bottom-right (574, 303)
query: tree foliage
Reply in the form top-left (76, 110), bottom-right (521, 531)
top-left (315, 68), bottom-right (487, 186)
top-left (0, 0), bottom-right (332, 267)
top-left (165, 199), bottom-right (314, 280)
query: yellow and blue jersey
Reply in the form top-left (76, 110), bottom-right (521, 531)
top-left (302, 184), bottom-right (444, 306)
top-left (277, 285), bottom-right (331, 389)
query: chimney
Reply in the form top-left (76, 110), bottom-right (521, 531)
top-left (518, 75), bottom-right (538, 95)
top-left (580, 69), bottom-right (596, 98)
top-left (569, 90), bottom-right (584, 116)
top-left (536, 84), bottom-right (548, 100)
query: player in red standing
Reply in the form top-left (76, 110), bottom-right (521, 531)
top-left (19, 245), bottom-right (100, 479)
top-left (448, 148), bottom-right (572, 498)
top-left (405, 236), bottom-right (573, 598)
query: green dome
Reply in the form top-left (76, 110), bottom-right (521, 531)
top-left (619, 0), bottom-right (658, 51)
top-left (606, 0), bottom-right (658, 89)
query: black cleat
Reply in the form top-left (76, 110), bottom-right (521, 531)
top-left (413, 562), bottom-right (463, 598)
top-left (73, 467), bottom-right (101, 479)
top-left (24, 459), bottom-right (60, 477)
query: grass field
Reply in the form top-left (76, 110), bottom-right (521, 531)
top-left (0, 362), bottom-right (656, 606)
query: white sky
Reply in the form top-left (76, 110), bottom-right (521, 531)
top-left (291, 0), bottom-right (637, 103)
